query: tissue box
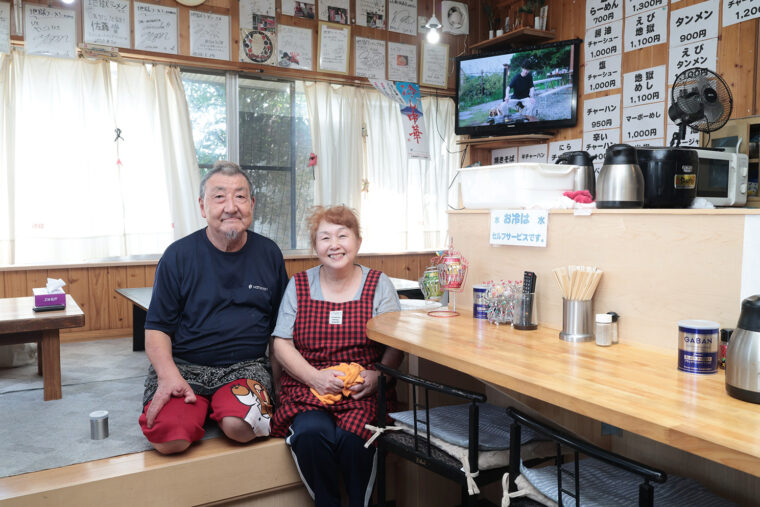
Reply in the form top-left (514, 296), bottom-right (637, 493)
top-left (32, 288), bottom-right (66, 308)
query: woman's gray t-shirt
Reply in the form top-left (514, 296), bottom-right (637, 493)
top-left (272, 265), bottom-right (401, 339)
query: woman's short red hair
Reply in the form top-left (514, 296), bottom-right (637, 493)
top-left (307, 205), bottom-right (362, 250)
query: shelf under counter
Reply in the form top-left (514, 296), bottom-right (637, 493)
top-left (457, 133), bottom-right (554, 150)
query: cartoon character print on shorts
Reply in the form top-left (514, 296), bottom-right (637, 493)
top-left (232, 379), bottom-right (274, 436)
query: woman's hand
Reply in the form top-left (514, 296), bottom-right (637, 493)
top-left (349, 369), bottom-right (381, 400)
top-left (309, 368), bottom-right (346, 395)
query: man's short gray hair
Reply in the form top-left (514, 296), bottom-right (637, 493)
top-left (199, 161), bottom-right (254, 199)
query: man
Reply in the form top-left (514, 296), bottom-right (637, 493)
top-left (138, 161), bottom-right (288, 454)
top-left (503, 66), bottom-right (537, 118)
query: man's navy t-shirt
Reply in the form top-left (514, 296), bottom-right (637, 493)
top-left (146, 229), bottom-right (289, 367)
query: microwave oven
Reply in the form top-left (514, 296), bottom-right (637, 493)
top-left (693, 149), bottom-right (748, 207)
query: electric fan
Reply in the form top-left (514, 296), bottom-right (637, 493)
top-left (668, 67), bottom-right (733, 147)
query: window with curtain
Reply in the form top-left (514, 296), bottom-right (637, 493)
top-left (0, 51), bottom-right (201, 266)
top-left (182, 72), bottom-right (314, 250)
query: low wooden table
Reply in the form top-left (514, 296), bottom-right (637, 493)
top-left (0, 295), bottom-right (85, 401)
top-left (114, 287), bottom-right (152, 352)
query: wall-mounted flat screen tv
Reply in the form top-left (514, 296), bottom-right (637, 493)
top-left (455, 38), bottom-right (581, 137)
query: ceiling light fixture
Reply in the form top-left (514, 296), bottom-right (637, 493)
top-left (424, 14), bottom-right (441, 44)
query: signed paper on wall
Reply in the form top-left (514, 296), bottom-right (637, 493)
top-left (84, 0), bottom-right (131, 48)
top-left (318, 22), bottom-right (350, 74)
top-left (190, 11), bottom-right (230, 61)
top-left (134, 3), bottom-right (178, 54)
top-left (441, 1), bottom-right (468, 35)
top-left (388, 41), bottom-right (417, 82)
top-left (356, 0), bottom-right (385, 28)
top-left (388, 0), bottom-right (417, 35)
top-left (355, 37), bottom-right (385, 80)
top-left (421, 42), bottom-right (448, 88)
top-left (278, 24), bottom-right (312, 70)
top-left (24, 5), bottom-right (77, 58)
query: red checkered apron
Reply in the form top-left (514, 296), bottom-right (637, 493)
top-left (271, 269), bottom-right (386, 441)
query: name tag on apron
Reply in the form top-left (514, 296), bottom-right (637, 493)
top-left (328, 310), bottom-right (343, 325)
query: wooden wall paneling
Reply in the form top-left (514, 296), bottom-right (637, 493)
top-left (3, 271), bottom-right (26, 297)
top-left (25, 269), bottom-right (48, 293)
top-left (0, 272), bottom-right (5, 298)
top-left (126, 266), bottom-right (147, 288)
top-left (87, 267), bottom-right (111, 330)
top-left (67, 268), bottom-right (91, 331)
top-left (718, 19), bottom-right (758, 118)
top-left (108, 266), bottom-right (130, 331)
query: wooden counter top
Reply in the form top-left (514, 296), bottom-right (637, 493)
top-left (367, 310), bottom-right (760, 478)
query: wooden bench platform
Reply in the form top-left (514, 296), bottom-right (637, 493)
top-left (0, 437), bottom-right (309, 506)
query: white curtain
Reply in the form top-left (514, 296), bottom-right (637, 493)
top-left (303, 82), bottom-right (457, 252)
top-left (304, 82), bottom-right (365, 210)
top-left (361, 92), bottom-right (458, 252)
top-left (0, 51), bottom-right (201, 265)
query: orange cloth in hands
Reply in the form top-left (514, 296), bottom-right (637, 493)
top-left (310, 362), bottom-right (365, 406)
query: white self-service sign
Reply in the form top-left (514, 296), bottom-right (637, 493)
top-left (585, 54), bottom-right (622, 94)
top-left (625, 0), bottom-right (666, 15)
top-left (548, 138), bottom-right (582, 163)
top-left (490, 210), bottom-right (549, 248)
top-left (624, 7), bottom-right (667, 52)
top-left (585, 19), bottom-right (622, 62)
top-left (584, 94), bottom-right (621, 131)
top-left (622, 102), bottom-right (665, 142)
top-left (518, 144), bottom-right (548, 163)
top-left (491, 147), bottom-right (518, 165)
top-left (667, 37), bottom-right (718, 84)
top-left (623, 65), bottom-right (666, 107)
top-left (670, 0), bottom-right (719, 46)
top-left (586, 0), bottom-right (623, 28)
top-left (724, 0), bottom-right (760, 26)
top-left (584, 128), bottom-right (621, 170)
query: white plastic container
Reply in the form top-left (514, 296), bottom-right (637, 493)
top-left (459, 163), bottom-right (579, 209)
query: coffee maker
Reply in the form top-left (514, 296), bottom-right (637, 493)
top-left (726, 295), bottom-right (760, 404)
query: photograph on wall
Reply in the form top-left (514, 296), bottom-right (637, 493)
top-left (388, 42), bottom-right (417, 82)
top-left (282, 0), bottom-right (316, 18)
top-left (319, 0), bottom-right (350, 24)
top-left (190, 11), bottom-right (230, 61)
top-left (83, 0), bottom-right (131, 48)
top-left (277, 24), bottom-right (313, 70)
top-left (441, 0), bottom-right (468, 35)
top-left (355, 36), bottom-right (385, 80)
top-left (134, 2), bottom-right (178, 54)
top-left (239, 0), bottom-right (275, 18)
top-left (388, 0), bottom-right (417, 35)
top-left (318, 22), bottom-right (350, 74)
top-left (356, 0), bottom-right (385, 28)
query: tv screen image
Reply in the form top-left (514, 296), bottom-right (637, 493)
top-left (455, 39), bottom-right (581, 137)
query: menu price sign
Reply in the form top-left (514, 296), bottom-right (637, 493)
top-left (723, 0), bottom-right (760, 26)
top-left (585, 55), bottom-right (621, 94)
top-left (624, 7), bottom-right (667, 52)
top-left (548, 138), bottom-right (582, 163)
top-left (490, 210), bottom-right (549, 248)
top-left (585, 19), bottom-right (622, 62)
top-left (625, 0), bottom-right (666, 15)
top-left (586, 0), bottom-right (623, 29)
top-left (622, 102), bottom-right (665, 142)
top-left (584, 94), bottom-right (621, 131)
top-left (518, 144), bottom-right (548, 163)
top-left (583, 128), bottom-right (620, 169)
top-left (491, 147), bottom-right (518, 165)
top-left (629, 138), bottom-right (664, 147)
top-left (667, 38), bottom-right (718, 84)
top-left (623, 65), bottom-right (666, 107)
top-left (670, 0), bottom-right (718, 45)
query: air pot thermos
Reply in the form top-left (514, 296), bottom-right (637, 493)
top-left (556, 151), bottom-right (597, 199)
top-left (726, 295), bottom-right (760, 404)
top-left (596, 144), bottom-right (645, 208)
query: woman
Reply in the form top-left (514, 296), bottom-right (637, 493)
top-left (270, 205), bottom-right (403, 507)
